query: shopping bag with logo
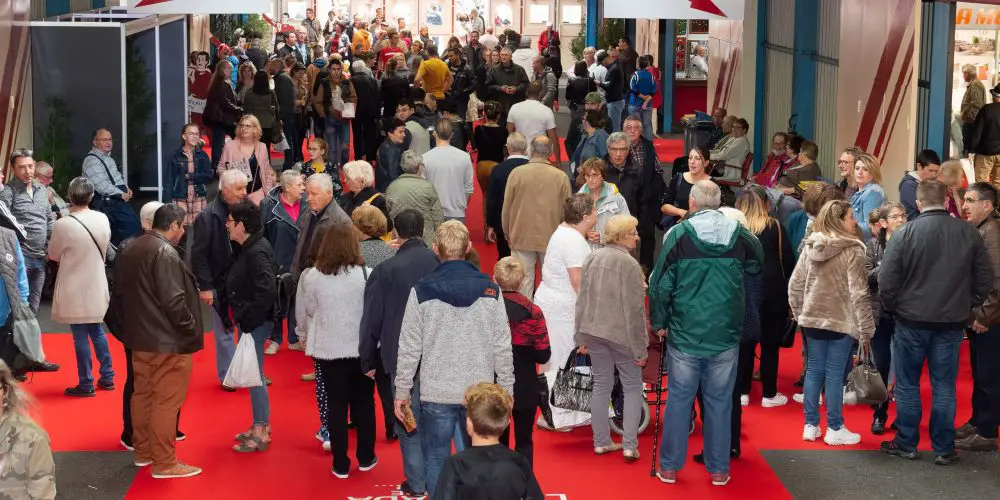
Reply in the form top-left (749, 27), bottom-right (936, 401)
top-left (222, 333), bottom-right (263, 388)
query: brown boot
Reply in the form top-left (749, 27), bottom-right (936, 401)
top-left (954, 434), bottom-right (998, 452)
top-left (151, 463), bottom-right (203, 479)
top-left (955, 422), bottom-right (977, 440)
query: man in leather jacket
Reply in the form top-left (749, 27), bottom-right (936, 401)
top-left (446, 48), bottom-right (477, 121)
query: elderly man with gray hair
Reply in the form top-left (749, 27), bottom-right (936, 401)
top-left (486, 132), bottom-right (530, 259)
top-left (33, 161), bottom-right (68, 218)
top-left (190, 169), bottom-right (249, 389)
top-left (962, 63), bottom-right (988, 155)
top-left (385, 150), bottom-right (444, 247)
top-left (648, 180), bottom-right (763, 486)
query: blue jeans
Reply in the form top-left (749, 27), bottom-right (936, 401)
top-left (100, 197), bottom-right (142, 247)
top-left (23, 256), bottom-right (45, 313)
top-left (212, 290), bottom-right (236, 383)
top-left (70, 323), bottom-right (114, 390)
top-left (247, 321), bottom-right (272, 426)
top-left (606, 99), bottom-right (625, 133)
top-left (893, 324), bottom-right (963, 454)
top-left (421, 402), bottom-right (470, 497)
top-left (628, 105), bottom-right (654, 141)
top-left (659, 345), bottom-right (738, 474)
top-left (802, 329), bottom-right (854, 430)
top-left (393, 373), bottom-right (426, 493)
top-left (324, 117), bottom-right (351, 166)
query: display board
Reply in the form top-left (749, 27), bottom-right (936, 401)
top-left (604, 0), bottom-right (744, 20)
top-left (128, 0), bottom-right (270, 14)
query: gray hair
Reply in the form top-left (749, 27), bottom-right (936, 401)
top-left (305, 172), bottom-right (334, 192)
top-left (220, 169), bottom-right (249, 189)
top-left (963, 64), bottom-right (977, 77)
top-left (690, 180), bottom-right (722, 210)
top-left (583, 46), bottom-right (596, 55)
top-left (280, 169), bottom-right (302, 190)
top-left (67, 177), bottom-right (95, 206)
top-left (351, 59), bottom-right (371, 76)
top-left (342, 160), bottom-right (375, 187)
top-left (400, 151), bottom-right (424, 174)
top-left (607, 132), bottom-right (629, 150)
top-left (140, 201), bottom-right (164, 224)
top-left (34, 161), bottom-right (53, 176)
top-left (506, 132), bottom-right (528, 155)
top-left (530, 136), bottom-right (552, 158)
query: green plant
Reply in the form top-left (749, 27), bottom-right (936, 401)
top-left (244, 14), bottom-right (273, 43)
top-left (34, 96), bottom-right (75, 196)
top-left (569, 18), bottom-right (626, 61)
top-left (125, 38), bottom-right (156, 189)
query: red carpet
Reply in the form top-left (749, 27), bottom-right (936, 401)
top-left (29, 138), bottom-right (973, 499)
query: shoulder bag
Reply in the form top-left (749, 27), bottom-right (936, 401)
top-left (845, 341), bottom-right (888, 405)
top-left (269, 92), bottom-right (285, 144)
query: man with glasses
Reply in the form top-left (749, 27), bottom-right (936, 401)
top-left (623, 115), bottom-right (665, 272)
top-left (604, 133), bottom-right (642, 220)
top-left (957, 182), bottom-right (1000, 452)
top-left (709, 118), bottom-right (751, 183)
top-left (82, 129), bottom-right (141, 246)
top-left (34, 162), bottom-right (68, 219)
top-left (753, 132), bottom-right (789, 187)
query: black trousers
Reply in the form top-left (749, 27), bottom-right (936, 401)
top-left (352, 117), bottom-right (380, 163)
top-left (500, 407), bottom-right (536, 467)
top-left (374, 356), bottom-right (394, 436)
top-left (496, 227), bottom-right (511, 260)
top-left (759, 341), bottom-right (781, 399)
top-left (121, 347), bottom-right (180, 444)
top-left (638, 217), bottom-right (656, 273)
top-left (969, 327), bottom-right (1000, 438)
top-left (320, 357), bottom-right (376, 473)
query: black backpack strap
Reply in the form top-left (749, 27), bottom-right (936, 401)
top-left (85, 153), bottom-right (116, 185)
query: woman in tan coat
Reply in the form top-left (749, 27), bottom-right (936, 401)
top-left (47, 177), bottom-right (114, 397)
top-left (575, 214), bottom-right (648, 461)
top-left (788, 199), bottom-right (875, 447)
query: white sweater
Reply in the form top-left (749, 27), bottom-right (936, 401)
top-left (295, 266), bottom-right (369, 360)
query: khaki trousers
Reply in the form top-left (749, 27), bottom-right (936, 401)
top-left (511, 249), bottom-right (545, 298)
top-left (132, 352), bottom-right (193, 471)
top-left (974, 154), bottom-right (1000, 187)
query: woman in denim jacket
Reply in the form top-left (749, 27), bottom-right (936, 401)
top-left (172, 123), bottom-right (214, 225)
top-left (850, 152), bottom-right (887, 240)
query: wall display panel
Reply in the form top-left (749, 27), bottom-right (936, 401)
top-left (316, 0), bottom-right (352, 18)
top-left (422, 0), bottom-right (454, 35)
top-left (562, 4), bottom-right (581, 25)
top-left (491, 0), bottom-right (518, 32)
top-left (385, 0), bottom-right (417, 28)
top-left (352, 0), bottom-right (385, 22)
top-left (454, 0), bottom-right (487, 39)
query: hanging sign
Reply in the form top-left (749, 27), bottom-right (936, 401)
top-left (128, 0), bottom-right (270, 15)
top-left (604, 0), bottom-right (744, 20)
top-left (956, 2), bottom-right (1000, 30)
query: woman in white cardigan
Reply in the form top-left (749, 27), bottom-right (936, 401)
top-left (295, 221), bottom-right (377, 479)
top-left (47, 177), bottom-right (114, 397)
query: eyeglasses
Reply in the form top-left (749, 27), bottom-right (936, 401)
top-left (964, 197), bottom-right (985, 204)
top-left (887, 213), bottom-right (906, 221)
top-left (609, 146), bottom-right (629, 153)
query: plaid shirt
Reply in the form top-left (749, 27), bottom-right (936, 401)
top-left (629, 141), bottom-right (646, 169)
top-left (82, 148), bottom-right (126, 197)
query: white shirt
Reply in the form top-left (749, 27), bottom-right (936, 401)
top-left (689, 55), bottom-right (708, 79)
top-left (507, 100), bottom-right (556, 155)
top-left (406, 121), bottom-right (431, 157)
top-left (513, 48), bottom-right (536, 80)
top-left (589, 63), bottom-right (608, 99)
top-left (480, 34), bottom-right (499, 50)
top-left (422, 145), bottom-right (474, 218)
top-left (536, 224), bottom-right (592, 305)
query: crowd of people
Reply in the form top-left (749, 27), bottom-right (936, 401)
top-left (0, 11), bottom-right (999, 500)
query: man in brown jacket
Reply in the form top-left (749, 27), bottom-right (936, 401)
top-left (113, 204), bottom-right (204, 479)
top-left (962, 64), bottom-right (987, 155)
top-left (502, 135), bottom-right (573, 297)
top-left (958, 181), bottom-right (1000, 451)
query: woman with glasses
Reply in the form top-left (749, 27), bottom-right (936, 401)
top-left (865, 201), bottom-right (906, 434)
top-left (577, 158), bottom-right (629, 250)
top-left (218, 114), bottom-right (276, 205)
top-left (172, 123), bottom-right (213, 225)
top-left (660, 145), bottom-right (716, 231)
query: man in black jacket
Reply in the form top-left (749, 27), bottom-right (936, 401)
top-left (359, 209), bottom-right (439, 497)
top-left (486, 133), bottom-right (530, 259)
top-left (623, 114), bottom-right (666, 271)
top-left (485, 47), bottom-right (530, 125)
top-left (603, 132), bottom-right (642, 216)
top-left (600, 48), bottom-right (625, 132)
top-left (969, 83), bottom-right (1000, 188)
top-left (190, 170), bottom-right (247, 388)
top-left (462, 30), bottom-right (485, 74)
top-left (349, 60), bottom-right (382, 163)
top-left (879, 180), bottom-right (994, 464)
top-left (274, 59), bottom-right (298, 169)
top-left (446, 48), bottom-right (477, 120)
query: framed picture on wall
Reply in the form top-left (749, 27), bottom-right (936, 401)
top-left (528, 5), bottom-right (549, 25)
top-left (386, 0), bottom-right (416, 28)
top-left (454, 0), bottom-right (488, 38)
top-left (423, 0), bottom-right (455, 35)
top-left (493, 1), bottom-right (516, 30)
top-left (562, 5), bottom-right (582, 24)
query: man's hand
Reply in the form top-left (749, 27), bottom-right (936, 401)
top-left (364, 369), bottom-right (376, 379)
top-left (393, 399), bottom-right (410, 423)
top-left (486, 227), bottom-right (497, 243)
top-left (634, 358), bottom-right (647, 367)
top-left (199, 290), bottom-right (214, 306)
top-left (973, 320), bottom-right (989, 334)
top-left (654, 329), bottom-right (667, 339)
top-left (577, 345), bottom-right (588, 355)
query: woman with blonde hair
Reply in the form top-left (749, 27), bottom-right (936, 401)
top-left (788, 199), bottom-right (875, 447)
top-left (353, 204), bottom-right (396, 267)
top-left (850, 152), bottom-right (887, 240)
top-left (577, 158), bottom-right (630, 250)
top-left (940, 160), bottom-right (968, 218)
top-left (0, 361), bottom-right (55, 498)
top-left (576, 214), bottom-right (647, 460)
top-left (735, 186), bottom-right (794, 408)
top-left (218, 114), bottom-right (277, 205)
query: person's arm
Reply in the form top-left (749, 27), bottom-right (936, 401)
top-left (547, 127), bottom-right (561, 164)
top-left (972, 232), bottom-right (996, 310)
top-left (544, 73), bottom-right (557, 103)
top-left (502, 175), bottom-right (516, 237)
top-left (624, 261), bottom-right (650, 361)
top-left (492, 290), bottom-right (515, 395)
top-left (189, 215), bottom-right (214, 291)
top-left (45, 222), bottom-right (64, 263)
top-left (648, 228), bottom-right (681, 330)
top-left (359, 267), bottom-right (386, 373)
top-left (433, 457), bottom-right (460, 500)
top-left (14, 244), bottom-right (28, 303)
top-left (82, 156), bottom-right (125, 197)
top-left (413, 62), bottom-right (426, 88)
top-left (864, 239), bottom-right (881, 289)
top-left (152, 250), bottom-right (199, 337)
top-left (394, 290), bottom-right (423, 401)
top-left (970, 107), bottom-right (986, 152)
top-left (444, 69), bottom-right (454, 93)
top-left (847, 248), bottom-right (877, 341)
top-left (25, 432), bottom-right (57, 500)
top-left (244, 250), bottom-right (277, 322)
top-left (877, 230), bottom-right (903, 313)
top-left (464, 157), bottom-right (474, 202)
top-left (660, 175), bottom-right (686, 217)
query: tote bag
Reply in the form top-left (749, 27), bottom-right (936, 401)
top-left (222, 333), bottom-right (263, 388)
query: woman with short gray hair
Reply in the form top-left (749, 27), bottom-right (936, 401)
top-left (48, 176), bottom-right (115, 397)
top-left (340, 161), bottom-right (394, 237)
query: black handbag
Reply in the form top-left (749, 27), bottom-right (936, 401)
top-left (550, 348), bottom-right (594, 413)
top-left (536, 374), bottom-right (554, 428)
top-left (777, 225), bottom-right (798, 348)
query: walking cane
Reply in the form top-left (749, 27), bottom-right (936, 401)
top-left (649, 335), bottom-right (666, 477)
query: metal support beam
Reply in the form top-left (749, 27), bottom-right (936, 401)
top-left (585, 0), bottom-right (598, 47)
top-left (791, 0), bottom-right (818, 140)
top-left (753, 0), bottom-right (768, 172)
top-left (660, 19), bottom-right (675, 133)
top-left (924, 1), bottom-right (954, 157)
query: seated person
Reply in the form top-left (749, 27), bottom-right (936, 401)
top-left (710, 117), bottom-right (751, 182)
top-left (776, 138), bottom-right (823, 197)
top-left (435, 383), bottom-right (544, 499)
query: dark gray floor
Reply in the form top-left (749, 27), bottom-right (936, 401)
top-left (54, 451), bottom-right (137, 500)
top-left (762, 450), bottom-right (1000, 499)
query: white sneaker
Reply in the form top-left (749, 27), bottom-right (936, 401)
top-left (740, 394), bottom-right (749, 407)
top-left (793, 393), bottom-right (822, 405)
top-left (322, 441), bottom-right (331, 451)
top-left (802, 424), bottom-right (822, 442)
top-left (824, 426), bottom-right (861, 446)
top-left (264, 342), bottom-right (279, 355)
top-left (762, 393), bottom-right (788, 408)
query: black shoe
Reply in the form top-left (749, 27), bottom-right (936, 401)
top-left (880, 440), bottom-right (918, 459)
top-left (176, 431), bottom-right (186, 442)
top-left (955, 422), bottom-right (976, 440)
top-left (34, 361), bottom-right (60, 372)
top-left (871, 418), bottom-right (886, 435)
top-left (97, 380), bottom-right (115, 391)
top-left (692, 449), bottom-right (739, 464)
top-left (386, 428), bottom-right (398, 441)
top-left (793, 377), bottom-right (804, 388)
top-left (954, 434), bottom-right (997, 452)
top-left (934, 451), bottom-right (959, 466)
top-left (220, 384), bottom-right (236, 392)
top-left (64, 386), bottom-right (96, 397)
top-left (399, 480), bottom-right (426, 497)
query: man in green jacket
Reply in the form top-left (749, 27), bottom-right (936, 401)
top-left (385, 150), bottom-right (445, 247)
top-left (648, 180), bottom-right (762, 487)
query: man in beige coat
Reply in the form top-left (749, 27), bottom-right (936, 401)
top-left (502, 136), bottom-right (573, 297)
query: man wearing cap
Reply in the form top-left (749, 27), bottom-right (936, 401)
top-left (565, 92), bottom-right (612, 159)
top-left (970, 84), bottom-right (1000, 190)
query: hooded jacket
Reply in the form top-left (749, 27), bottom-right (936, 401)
top-left (260, 186), bottom-right (308, 273)
top-left (788, 232), bottom-right (875, 340)
top-left (649, 209), bottom-right (763, 356)
top-left (898, 171), bottom-right (921, 221)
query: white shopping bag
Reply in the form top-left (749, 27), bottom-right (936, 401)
top-left (222, 333), bottom-right (263, 388)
